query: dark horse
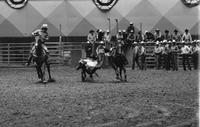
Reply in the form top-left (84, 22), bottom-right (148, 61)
top-left (32, 42), bottom-right (53, 83)
top-left (105, 47), bottom-right (128, 81)
top-left (76, 58), bottom-right (102, 82)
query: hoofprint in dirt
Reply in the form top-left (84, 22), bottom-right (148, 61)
top-left (0, 67), bottom-right (198, 127)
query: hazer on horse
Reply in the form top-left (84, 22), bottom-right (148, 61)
top-left (104, 45), bottom-right (128, 81)
top-left (26, 24), bottom-right (54, 83)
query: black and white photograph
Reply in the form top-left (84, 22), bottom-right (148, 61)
top-left (0, 0), bottom-right (199, 126)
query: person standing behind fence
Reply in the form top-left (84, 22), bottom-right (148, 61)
top-left (154, 29), bottom-right (162, 42)
top-left (167, 43), bottom-right (172, 70)
top-left (104, 30), bottom-right (111, 49)
top-left (181, 42), bottom-right (191, 71)
top-left (127, 30), bottom-right (135, 45)
top-left (171, 41), bottom-right (179, 71)
top-left (126, 22), bottom-right (135, 35)
top-left (162, 43), bottom-right (170, 70)
top-left (132, 42), bottom-right (140, 70)
top-left (191, 41), bottom-right (199, 70)
top-left (139, 42), bottom-right (146, 70)
top-left (96, 41), bottom-right (105, 63)
top-left (86, 30), bottom-right (96, 57)
top-left (116, 30), bottom-right (124, 54)
top-left (122, 30), bottom-right (129, 53)
top-left (136, 31), bottom-right (144, 42)
top-left (182, 29), bottom-right (192, 43)
top-left (144, 31), bottom-right (154, 42)
top-left (163, 30), bottom-right (172, 41)
top-left (172, 29), bottom-right (181, 42)
top-left (154, 42), bottom-right (163, 69)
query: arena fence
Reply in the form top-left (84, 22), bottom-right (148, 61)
top-left (0, 41), bottom-right (82, 67)
top-left (0, 41), bottom-right (194, 68)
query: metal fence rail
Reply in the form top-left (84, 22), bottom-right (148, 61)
top-left (0, 41), bottom-right (82, 67)
top-left (0, 41), bottom-right (194, 68)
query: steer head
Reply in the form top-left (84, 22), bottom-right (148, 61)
top-left (76, 59), bottom-right (87, 70)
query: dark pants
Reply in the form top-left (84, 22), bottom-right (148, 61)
top-left (182, 54), bottom-right (191, 71)
top-left (85, 44), bottom-right (92, 57)
top-left (171, 53), bottom-right (178, 71)
top-left (192, 52), bottom-right (198, 70)
top-left (163, 54), bottom-right (170, 70)
top-left (140, 54), bottom-right (146, 70)
top-left (155, 53), bottom-right (162, 69)
top-left (132, 54), bottom-right (140, 70)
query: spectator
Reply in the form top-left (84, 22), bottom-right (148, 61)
top-left (191, 41), bottom-right (199, 70)
top-left (126, 22), bottom-right (135, 35)
top-left (96, 41), bottom-right (105, 63)
top-left (171, 41), bottom-right (179, 71)
top-left (139, 42), bottom-right (147, 70)
top-left (154, 29), bottom-right (162, 42)
top-left (127, 30), bottom-right (135, 45)
top-left (181, 42), bottom-right (191, 71)
top-left (104, 30), bottom-right (111, 49)
top-left (154, 42), bottom-right (163, 69)
top-left (182, 29), bottom-right (192, 42)
top-left (132, 42), bottom-right (140, 70)
top-left (163, 30), bottom-right (172, 41)
top-left (172, 29), bottom-right (181, 42)
top-left (116, 30), bottom-right (124, 54)
top-left (122, 30), bottom-right (129, 53)
top-left (86, 30), bottom-right (96, 57)
top-left (144, 31), bottom-right (154, 42)
top-left (136, 31), bottom-right (144, 42)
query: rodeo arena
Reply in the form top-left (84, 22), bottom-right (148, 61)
top-left (0, 0), bottom-right (199, 127)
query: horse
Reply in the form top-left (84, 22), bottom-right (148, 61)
top-left (32, 41), bottom-right (53, 83)
top-left (104, 47), bottom-right (128, 81)
top-left (76, 58), bottom-right (102, 82)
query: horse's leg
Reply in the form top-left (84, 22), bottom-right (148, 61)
top-left (115, 68), bottom-right (120, 80)
top-left (41, 63), bottom-right (46, 83)
top-left (45, 60), bottom-right (52, 81)
top-left (38, 65), bottom-right (43, 82)
top-left (123, 67), bottom-right (127, 82)
top-left (119, 67), bottom-right (122, 80)
top-left (35, 65), bottom-right (40, 79)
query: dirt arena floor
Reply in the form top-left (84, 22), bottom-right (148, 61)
top-left (0, 66), bottom-right (198, 127)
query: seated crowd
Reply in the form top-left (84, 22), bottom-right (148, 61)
top-left (85, 22), bottom-right (200, 71)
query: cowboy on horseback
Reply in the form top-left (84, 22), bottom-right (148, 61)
top-left (26, 24), bottom-right (49, 66)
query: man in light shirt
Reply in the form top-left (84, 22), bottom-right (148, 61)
top-left (132, 42), bottom-right (140, 70)
top-left (86, 30), bottom-right (96, 57)
top-left (191, 41), bottom-right (199, 70)
top-left (181, 42), bottom-right (191, 71)
top-left (104, 30), bottom-right (111, 49)
top-left (154, 43), bottom-right (163, 69)
top-left (171, 42), bottom-right (179, 71)
top-left (182, 29), bottom-right (192, 43)
top-left (139, 42), bottom-right (146, 70)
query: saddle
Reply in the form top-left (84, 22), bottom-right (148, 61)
top-left (32, 45), bottom-right (47, 57)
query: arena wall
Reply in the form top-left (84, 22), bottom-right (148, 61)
top-left (0, 0), bottom-right (199, 37)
